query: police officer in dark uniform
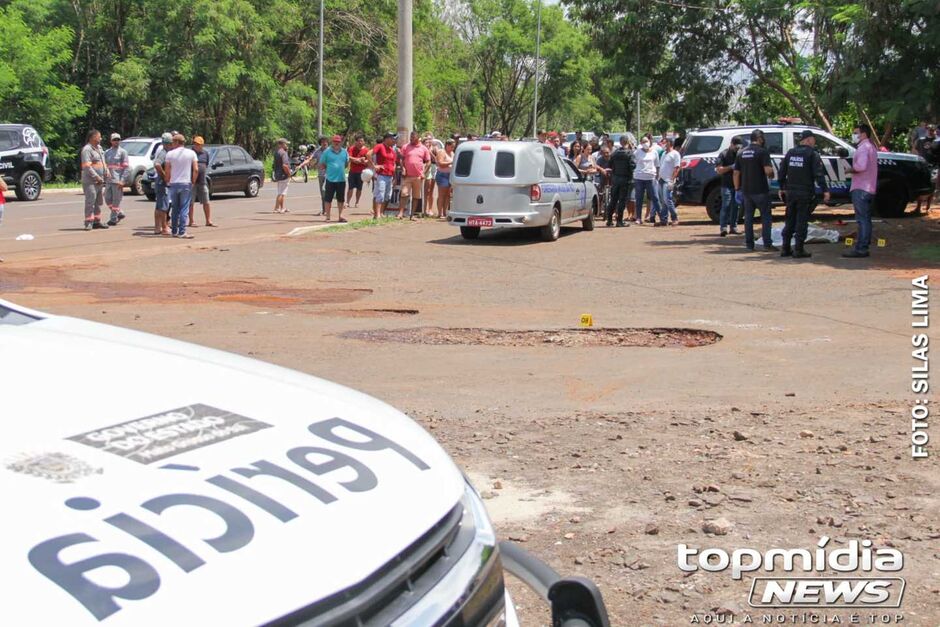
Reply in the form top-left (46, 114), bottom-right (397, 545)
top-left (733, 129), bottom-right (778, 251)
top-left (606, 136), bottom-right (636, 227)
top-left (778, 129), bottom-right (830, 259)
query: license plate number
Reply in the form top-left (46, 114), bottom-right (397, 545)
top-left (467, 216), bottom-right (493, 227)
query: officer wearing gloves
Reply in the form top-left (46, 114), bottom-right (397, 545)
top-left (778, 129), bottom-right (830, 259)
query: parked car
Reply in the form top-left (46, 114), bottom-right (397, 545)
top-left (449, 140), bottom-right (598, 241)
top-left (677, 124), bottom-right (934, 222)
top-left (0, 124), bottom-right (53, 201)
top-left (119, 137), bottom-right (162, 195)
top-left (0, 298), bottom-right (610, 626)
top-left (142, 144), bottom-right (264, 201)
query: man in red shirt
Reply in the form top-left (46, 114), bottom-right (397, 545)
top-left (400, 130), bottom-right (431, 220)
top-left (346, 134), bottom-right (369, 209)
top-left (370, 132), bottom-right (397, 219)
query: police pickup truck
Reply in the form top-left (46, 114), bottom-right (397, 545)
top-left (677, 124), bottom-right (934, 222)
top-left (0, 124), bottom-right (54, 201)
top-left (0, 300), bottom-right (609, 627)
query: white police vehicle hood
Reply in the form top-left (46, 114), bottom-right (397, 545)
top-left (0, 306), bottom-right (465, 626)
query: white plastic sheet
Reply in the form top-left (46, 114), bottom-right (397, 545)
top-left (770, 224), bottom-right (839, 247)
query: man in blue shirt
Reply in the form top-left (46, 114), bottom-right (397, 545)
top-left (320, 135), bottom-right (350, 222)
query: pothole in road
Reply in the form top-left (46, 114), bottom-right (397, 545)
top-left (340, 327), bottom-right (721, 348)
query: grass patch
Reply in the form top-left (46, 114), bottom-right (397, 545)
top-left (320, 217), bottom-right (398, 233)
top-left (909, 244), bottom-right (940, 263)
top-left (44, 182), bottom-right (82, 189)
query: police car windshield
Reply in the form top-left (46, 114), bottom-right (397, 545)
top-left (121, 140), bottom-right (154, 156)
top-left (683, 135), bottom-right (723, 155)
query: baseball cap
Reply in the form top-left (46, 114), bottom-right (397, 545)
top-left (110, 133), bottom-right (121, 141)
top-left (383, 132), bottom-right (396, 139)
top-left (800, 129), bottom-right (815, 140)
top-left (332, 134), bottom-right (342, 142)
top-left (193, 136), bottom-right (205, 145)
top-left (161, 132), bottom-right (173, 144)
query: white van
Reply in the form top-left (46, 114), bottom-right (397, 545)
top-left (0, 300), bottom-right (610, 627)
top-left (449, 140), bottom-right (598, 242)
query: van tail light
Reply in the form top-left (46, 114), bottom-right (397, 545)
top-left (680, 158), bottom-right (700, 169)
top-left (530, 184), bottom-right (542, 202)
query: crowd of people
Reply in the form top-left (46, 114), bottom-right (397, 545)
top-left (65, 119), bottom-right (938, 256)
top-left (79, 130), bottom-right (213, 238)
top-left (276, 130), bottom-right (458, 223)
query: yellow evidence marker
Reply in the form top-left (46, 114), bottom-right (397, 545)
top-left (579, 314), bottom-right (594, 328)
top-left (845, 237), bottom-right (854, 246)
top-left (877, 238), bottom-right (886, 247)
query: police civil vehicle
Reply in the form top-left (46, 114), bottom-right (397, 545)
top-left (0, 124), bottom-right (54, 201)
top-left (677, 124), bottom-right (934, 222)
top-left (0, 299), bottom-right (609, 627)
top-left (449, 140), bottom-right (599, 242)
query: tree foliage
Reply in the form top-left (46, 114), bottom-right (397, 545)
top-left (1, 0), bottom-right (937, 179)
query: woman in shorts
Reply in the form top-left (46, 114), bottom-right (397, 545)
top-left (422, 135), bottom-right (437, 217)
top-left (435, 138), bottom-right (455, 218)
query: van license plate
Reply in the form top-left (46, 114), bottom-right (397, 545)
top-left (467, 217), bottom-right (493, 227)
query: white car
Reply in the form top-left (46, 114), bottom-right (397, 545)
top-left (449, 140), bottom-right (599, 242)
top-left (0, 300), bottom-right (609, 627)
top-left (120, 137), bottom-right (162, 195)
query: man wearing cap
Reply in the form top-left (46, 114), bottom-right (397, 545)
top-left (104, 133), bottom-right (129, 226)
top-left (152, 132), bottom-right (174, 235)
top-left (778, 129), bottom-right (830, 259)
top-left (400, 130), bottom-right (431, 220)
top-left (272, 138), bottom-right (292, 214)
top-left (370, 132), bottom-right (398, 219)
top-left (319, 135), bottom-right (349, 222)
top-left (80, 129), bottom-right (109, 230)
top-left (163, 133), bottom-right (198, 238)
top-left (192, 136), bottom-right (215, 227)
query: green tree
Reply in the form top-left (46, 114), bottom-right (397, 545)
top-left (0, 0), bottom-right (87, 165)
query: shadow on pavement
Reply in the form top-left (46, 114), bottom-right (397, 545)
top-left (643, 208), bottom-right (940, 273)
top-left (429, 226), bottom-right (584, 247)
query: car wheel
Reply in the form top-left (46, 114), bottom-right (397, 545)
top-left (14, 170), bottom-right (42, 201)
top-left (582, 200), bottom-right (596, 231)
top-left (875, 181), bottom-right (907, 218)
top-left (540, 206), bottom-right (561, 242)
top-left (460, 226), bottom-right (480, 240)
top-left (704, 186), bottom-right (721, 223)
top-left (245, 177), bottom-right (260, 198)
top-left (131, 172), bottom-right (145, 196)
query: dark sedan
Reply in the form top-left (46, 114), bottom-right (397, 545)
top-left (142, 144), bottom-right (264, 200)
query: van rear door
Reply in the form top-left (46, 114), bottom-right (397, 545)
top-left (451, 145), bottom-right (530, 216)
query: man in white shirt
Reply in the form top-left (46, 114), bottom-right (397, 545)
top-left (163, 133), bottom-right (198, 239)
top-left (658, 138), bottom-right (682, 225)
top-left (633, 138), bottom-right (662, 225)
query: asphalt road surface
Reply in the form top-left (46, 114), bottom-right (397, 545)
top-left (0, 181), bottom-right (357, 264)
top-left (2, 189), bottom-right (938, 625)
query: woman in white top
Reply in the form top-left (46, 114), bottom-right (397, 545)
top-left (576, 143), bottom-right (596, 178)
top-left (633, 139), bottom-right (662, 225)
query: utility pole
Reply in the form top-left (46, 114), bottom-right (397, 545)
top-left (397, 0), bottom-right (414, 146)
top-left (317, 0), bottom-right (324, 136)
top-left (532, 0), bottom-right (542, 136)
top-left (636, 91), bottom-right (641, 138)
